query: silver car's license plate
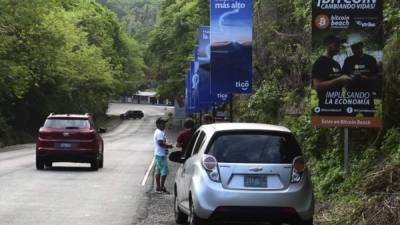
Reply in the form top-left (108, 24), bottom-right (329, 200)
top-left (244, 175), bottom-right (268, 187)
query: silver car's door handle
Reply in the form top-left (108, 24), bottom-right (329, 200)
top-left (182, 165), bottom-right (187, 176)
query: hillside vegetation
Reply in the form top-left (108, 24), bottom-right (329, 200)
top-left (97, 0), bottom-right (160, 42)
top-left (147, 0), bottom-right (400, 224)
top-left (0, 0), bottom-right (398, 223)
top-left (0, 0), bottom-right (146, 145)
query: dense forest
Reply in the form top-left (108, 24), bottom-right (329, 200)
top-left (0, 0), bottom-right (146, 144)
top-left (97, 0), bottom-right (160, 42)
top-left (0, 0), bottom-right (399, 224)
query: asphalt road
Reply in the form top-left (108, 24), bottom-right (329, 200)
top-left (0, 103), bottom-right (288, 225)
top-left (0, 103), bottom-right (177, 225)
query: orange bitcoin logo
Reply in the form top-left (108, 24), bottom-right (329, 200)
top-left (315, 14), bottom-right (330, 29)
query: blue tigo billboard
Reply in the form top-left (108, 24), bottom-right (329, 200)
top-left (198, 26), bottom-right (230, 104)
top-left (210, 0), bottom-right (253, 94)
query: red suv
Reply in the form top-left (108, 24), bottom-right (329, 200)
top-left (36, 113), bottom-right (105, 170)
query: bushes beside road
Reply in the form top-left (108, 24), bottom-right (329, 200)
top-left (0, 0), bottom-right (145, 145)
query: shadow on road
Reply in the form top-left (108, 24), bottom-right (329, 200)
top-left (42, 166), bottom-right (95, 172)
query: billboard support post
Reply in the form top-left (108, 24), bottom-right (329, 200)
top-left (344, 128), bottom-right (350, 174)
top-left (212, 103), bottom-right (217, 123)
top-left (229, 94), bottom-right (233, 122)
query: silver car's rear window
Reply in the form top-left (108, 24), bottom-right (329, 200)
top-left (207, 132), bottom-right (301, 164)
top-left (44, 119), bottom-right (90, 129)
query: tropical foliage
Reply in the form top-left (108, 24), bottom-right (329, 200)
top-left (97, 0), bottom-right (161, 42)
top-left (146, 0), bottom-right (209, 100)
top-left (147, 0), bottom-right (400, 224)
top-left (0, 0), bottom-right (145, 145)
top-left (240, 1), bottom-right (400, 224)
top-left (0, 0), bottom-right (399, 223)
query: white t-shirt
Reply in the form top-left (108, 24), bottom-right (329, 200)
top-left (154, 128), bottom-right (167, 156)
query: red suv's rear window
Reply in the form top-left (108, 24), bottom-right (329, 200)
top-left (44, 119), bottom-right (90, 129)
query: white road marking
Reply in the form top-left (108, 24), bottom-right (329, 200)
top-left (141, 157), bottom-right (155, 186)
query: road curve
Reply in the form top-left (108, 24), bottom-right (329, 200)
top-left (0, 104), bottom-right (173, 225)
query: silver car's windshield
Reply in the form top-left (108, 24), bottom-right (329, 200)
top-left (207, 132), bottom-right (301, 164)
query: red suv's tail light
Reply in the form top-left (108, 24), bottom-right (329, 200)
top-left (291, 156), bottom-right (305, 183)
top-left (202, 154), bottom-right (220, 182)
top-left (79, 130), bottom-right (95, 140)
top-left (38, 129), bottom-right (52, 139)
top-left (79, 130), bottom-right (98, 149)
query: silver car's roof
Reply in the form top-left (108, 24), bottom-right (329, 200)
top-left (200, 123), bottom-right (291, 134)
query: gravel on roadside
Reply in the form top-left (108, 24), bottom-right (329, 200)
top-left (134, 125), bottom-right (181, 225)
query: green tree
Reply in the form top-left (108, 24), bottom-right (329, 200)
top-left (0, 0), bottom-right (143, 144)
top-left (97, 0), bottom-right (161, 42)
top-left (146, 0), bottom-right (209, 100)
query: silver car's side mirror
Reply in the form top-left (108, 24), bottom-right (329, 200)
top-left (169, 151), bottom-right (185, 163)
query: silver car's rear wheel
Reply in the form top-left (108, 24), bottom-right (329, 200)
top-left (270, 222), bottom-right (281, 225)
top-left (189, 198), bottom-right (208, 225)
top-left (296, 218), bottom-right (313, 225)
top-left (174, 192), bottom-right (187, 224)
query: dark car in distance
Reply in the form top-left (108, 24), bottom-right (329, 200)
top-left (36, 113), bottom-right (106, 171)
top-left (120, 110), bottom-right (144, 120)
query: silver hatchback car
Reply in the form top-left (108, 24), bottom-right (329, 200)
top-left (169, 123), bottom-right (314, 225)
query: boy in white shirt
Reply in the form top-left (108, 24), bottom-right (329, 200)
top-left (154, 117), bottom-right (173, 193)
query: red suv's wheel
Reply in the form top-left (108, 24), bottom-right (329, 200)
top-left (36, 155), bottom-right (44, 170)
top-left (99, 155), bottom-right (104, 168)
top-left (90, 157), bottom-right (99, 171)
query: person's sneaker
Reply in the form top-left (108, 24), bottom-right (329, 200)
top-left (161, 187), bottom-right (170, 194)
top-left (155, 187), bottom-right (162, 193)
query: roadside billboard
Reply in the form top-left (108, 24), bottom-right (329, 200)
top-left (210, 0), bottom-right (253, 94)
top-left (193, 46), bottom-right (210, 111)
top-left (189, 61), bottom-right (196, 112)
top-left (185, 62), bottom-right (197, 113)
top-left (311, 0), bottom-right (383, 128)
top-left (185, 70), bottom-right (192, 113)
top-left (198, 26), bottom-right (230, 105)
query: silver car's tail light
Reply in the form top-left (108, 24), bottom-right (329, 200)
top-left (202, 154), bottom-right (220, 182)
top-left (291, 156), bottom-right (305, 183)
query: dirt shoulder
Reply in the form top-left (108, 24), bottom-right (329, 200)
top-left (135, 125), bottom-right (180, 225)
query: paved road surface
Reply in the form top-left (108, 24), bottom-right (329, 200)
top-left (0, 103), bottom-right (279, 225)
top-left (0, 104), bottom-right (175, 225)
